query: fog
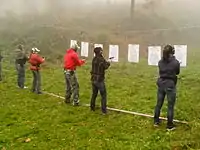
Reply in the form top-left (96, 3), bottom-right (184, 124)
top-left (0, 0), bottom-right (200, 52)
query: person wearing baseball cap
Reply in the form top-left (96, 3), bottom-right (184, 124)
top-left (29, 47), bottom-right (45, 94)
top-left (63, 43), bottom-right (85, 106)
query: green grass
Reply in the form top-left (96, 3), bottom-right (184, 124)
top-left (1, 60), bottom-right (200, 150)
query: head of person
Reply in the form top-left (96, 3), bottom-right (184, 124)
top-left (162, 44), bottom-right (175, 61)
top-left (31, 47), bottom-right (40, 54)
top-left (18, 44), bottom-right (24, 51)
top-left (71, 43), bottom-right (80, 52)
top-left (94, 47), bottom-right (103, 56)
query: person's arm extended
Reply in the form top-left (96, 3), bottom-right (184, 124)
top-left (73, 53), bottom-right (85, 66)
top-left (103, 58), bottom-right (110, 70)
top-left (36, 55), bottom-right (45, 64)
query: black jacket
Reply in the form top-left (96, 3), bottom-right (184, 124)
top-left (157, 56), bottom-right (180, 88)
top-left (90, 55), bottom-right (110, 82)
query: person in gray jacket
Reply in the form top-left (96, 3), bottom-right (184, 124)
top-left (154, 44), bottom-right (180, 131)
top-left (14, 44), bottom-right (29, 89)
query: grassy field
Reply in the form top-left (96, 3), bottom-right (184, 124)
top-left (1, 56), bottom-right (200, 150)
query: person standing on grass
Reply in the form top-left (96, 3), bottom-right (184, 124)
top-left (29, 47), bottom-right (45, 94)
top-left (63, 43), bottom-right (85, 106)
top-left (14, 44), bottom-right (29, 89)
top-left (90, 47), bottom-right (111, 115)
top-left (0, 52), bottom-right (3, 81)
top-left (154, 44), bottom-right (180, 131)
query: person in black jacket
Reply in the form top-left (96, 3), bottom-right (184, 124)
top-left (90, 47), bottom-right (111, 115)
top-left (154, 44), bottom-right (180, 131)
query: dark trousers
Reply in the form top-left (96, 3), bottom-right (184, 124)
top-left (154, 86), bottom-right (176, 126)
top-left (15, 63), bottom-right (25, 88)
top-left (31, 70), bottom-right (41, 93)
top-left (64, 70), bottom-right (79, 104)
top-left (90, 81), bottom-right (107, 113)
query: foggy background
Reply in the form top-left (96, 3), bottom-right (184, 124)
top-left (0, 0), bottom-right (200, 61)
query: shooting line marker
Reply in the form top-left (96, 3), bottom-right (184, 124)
top-left (44, 91), bottom-right (189, 125)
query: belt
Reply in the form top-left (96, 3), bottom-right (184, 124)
top-left (64, 69), bottom-right (75, 73)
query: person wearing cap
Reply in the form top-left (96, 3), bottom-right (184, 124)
top-left (154, 44), bottom-right (180, 131)
top-left (29, 47), bottom-right (45, 94)
top-left (63, 43), bottom-right (85, 106)
top-left (90, 47), bottom-right (111, 115)
top-left (14, 44), bottom-right (29, 89)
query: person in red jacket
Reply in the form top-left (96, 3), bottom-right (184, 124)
top-left (29, 47), bottom-right (45, 94)
top-left (63, 43), bottom-right (85, 106)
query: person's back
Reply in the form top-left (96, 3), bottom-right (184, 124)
top-left (154, 44), bottom-right (180, 131)
top-left (91, 55), bottom-right (110, 82)
top-left (14, 44), bottom-right (29, 89)
top-left (90, 47), bottom-right (110, 114)
top-left (15, 45), bottom-right (28, 65)
top-left (157, 56), bottom-right (180, 88)
top-left (64, 48), bottom-right (84, 71)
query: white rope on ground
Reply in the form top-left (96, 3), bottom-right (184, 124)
top-left (43, 91), bottom-right (189, 125)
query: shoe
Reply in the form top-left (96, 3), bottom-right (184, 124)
top-left (90, 107), bottom-right (95, 111)
top-left (73, 102), bottom-right (79, 106)
top-left (36, 91), bottom-right (43, 94)
top-left (31, 89), bottom-right (35, 93)
top-left (154, 122), bottom-right (160, 127)
top-left (23, 86), bottom-right (28, 89)
top-left (102, 112), bottom-right (107, 116)
top-left (166, 124), bottom-right (176, 131)
top-left (64, 99), bottom-right (71, 104)
top-left (73, 100), bottom-right (79, 106)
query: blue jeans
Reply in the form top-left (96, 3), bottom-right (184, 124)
top-left (154, 86), bottom-right (176, 126)
top-left (90, 81), bottom-right (107, 113)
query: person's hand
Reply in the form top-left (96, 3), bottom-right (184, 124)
top-left (82, 59), bottom-right (86, 63)
top-left (107, 59), bottom-right (112, 63)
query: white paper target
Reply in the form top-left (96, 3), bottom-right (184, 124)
top-left (128, 44), bottom-right (139, 63)
top-left (148, 46), bottom-right (161, 66)
top-left (70, 40), bottom-right (77, 47)
top-left (81, 42), bottom-right (89, 57)
top-left (174, 45), bottom-right (187, 67)
top-left (109, 45), bottom-right (119, 62)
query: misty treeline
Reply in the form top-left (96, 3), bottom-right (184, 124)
top-left (0, 0), bottom-right (200, 60)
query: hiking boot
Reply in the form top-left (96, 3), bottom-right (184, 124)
top-left (73, 102), bottom-right (79, 106)
top-left (90, 107), bottom-right (95, 111)
top-left (64, 99), bottom-right (71, 104)
top-left (154, 122), bottom-right (160, 127)
top-left (167, 124), bottom-right (176, 131)
top-left (36, 91), bottom-right (43, 95)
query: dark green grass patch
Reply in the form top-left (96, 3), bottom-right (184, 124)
top-left (1, 61), bottom-right (200, 150)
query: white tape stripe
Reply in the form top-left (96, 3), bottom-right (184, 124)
top-left (43, 91), bottom-right (189, 125)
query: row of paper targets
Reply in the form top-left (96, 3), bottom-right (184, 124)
top-left (70, 40), bottom-right (187, 67)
